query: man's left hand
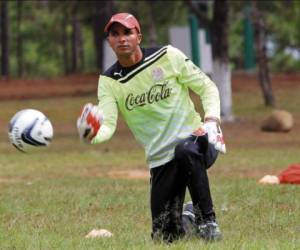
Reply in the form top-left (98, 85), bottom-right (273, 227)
top-left (202, 119), bottom-right (226, 154)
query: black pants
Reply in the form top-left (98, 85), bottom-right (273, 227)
top-left (150, 134), bottom-right (218, 242)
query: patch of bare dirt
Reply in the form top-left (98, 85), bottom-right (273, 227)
top-left (80, 166), bottom-right (149, 180)
top-left (0, 73), bottom-right (98, 100)
top-left (0, 176), bottom-right (33, 184)
top-left (232, 72), bottom-right (300, 93)
top-left (107, 169), bottom-right (149, 180)
top-left (0, 177), bottom-right (20, 183)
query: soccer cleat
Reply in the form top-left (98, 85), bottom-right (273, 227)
top-left (182, 201), bottom-right (197, 237)
top-left (183, 201), bottom-right (194, 214)
top-left (198, 220), bottom-right (222, 241)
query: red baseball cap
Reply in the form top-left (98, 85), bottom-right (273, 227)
top-left (104, 13), bottom-right (141, 33)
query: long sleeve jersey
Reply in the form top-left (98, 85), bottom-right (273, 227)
top-left (92, 45), bottom-right (220, 168)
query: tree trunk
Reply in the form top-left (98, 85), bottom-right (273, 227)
top-left (71, 15), bottom-right (79, 73)
top-left (92, 0), bottom-right (114, 72)
top-left (211, 0), bottom-right (233, 121)
top-left (145, 1), bottom-right (157, 46)
top-left (1, 0), bottom-right (9, 78)
top-left (92, 13), bottom-right (103, 71)
top-left (62, 12), bottom-right (69, 74)
top-left (16, 0), bottom-right (23, 77)
top-left (78, 22), bottom-right (84, 71)
top-left (212, 60), bottom-right (233, 120)
top-left (252, 2), bottom-right (275, 107)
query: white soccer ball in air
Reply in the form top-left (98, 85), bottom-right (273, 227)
top-left (8, 109), bottom-right (53, 152)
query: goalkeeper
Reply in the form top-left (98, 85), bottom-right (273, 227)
top-left (77, 12), bottom-right (226, 243)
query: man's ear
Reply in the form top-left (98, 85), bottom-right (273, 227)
top-left (138, 33), bottom-right (142, 44)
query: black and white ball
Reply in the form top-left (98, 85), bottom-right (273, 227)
top-left (8, 109), bottom-right (53, 152)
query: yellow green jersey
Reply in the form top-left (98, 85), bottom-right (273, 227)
top-left (92, 45), bottom-right (220, 168)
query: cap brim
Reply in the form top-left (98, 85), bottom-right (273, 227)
top-left (104, 20), bottom-right (135, 33)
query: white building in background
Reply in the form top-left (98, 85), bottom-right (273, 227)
top-left (103, 26), bottom-right (213, 74)
top-left (103, 41), bottom-right (117, 71)
top-left (169, 26), bottom-right (212, 74)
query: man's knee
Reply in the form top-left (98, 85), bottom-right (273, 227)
top-left (174, 139), bottom-right (197, 161)
top-left (174, 138), bottom-right (210, 174)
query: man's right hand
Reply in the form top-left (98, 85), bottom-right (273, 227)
top-left (76, 103), bottom-right (103, 143)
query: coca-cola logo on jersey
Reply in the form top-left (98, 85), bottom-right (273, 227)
top-left (125, 81), bottom-right (172, 111)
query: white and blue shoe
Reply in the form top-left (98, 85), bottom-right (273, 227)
top-left (198, 220), bottom-right (222, 241)
top-left (182, 201), bottom-right (222, 241)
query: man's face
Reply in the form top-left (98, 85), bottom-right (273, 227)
top-left (107, 23), bottom-right (142, 58)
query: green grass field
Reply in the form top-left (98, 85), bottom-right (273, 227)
top-left (0, 75), bottom-right (299, 249)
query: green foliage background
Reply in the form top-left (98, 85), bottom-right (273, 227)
top-left (5, 0), bottom-right (300, 77)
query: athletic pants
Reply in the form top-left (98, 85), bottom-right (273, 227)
top-left (150, 134), bottom-right (218, 242)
